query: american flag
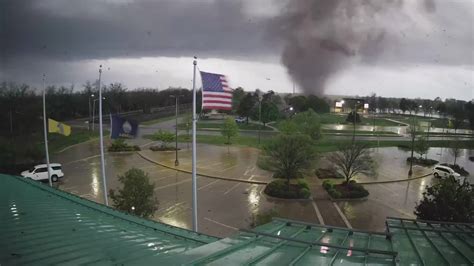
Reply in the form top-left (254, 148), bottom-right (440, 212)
top-left (200, 71), bottom-right (232, 110)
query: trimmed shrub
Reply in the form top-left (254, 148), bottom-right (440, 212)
top-left (108, 139), bottom-right (140, 152)
top-left (323, 181), bottom-right (369, 199)
top-left (264, 179), bottom-right (311, 199)
top-left (406, 157), bottom-right (439, 166)
top-left (322, 180), bottom-right (334, 190)
top-left (297, 179), bottom-right (310, 190)
top-left (149, 145), bottom-right (178, 152)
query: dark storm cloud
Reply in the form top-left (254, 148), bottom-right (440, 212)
top-left (1, 0), bottom-right (269, 61)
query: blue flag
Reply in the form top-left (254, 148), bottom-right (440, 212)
top-left (110, 114), bottom-right (139, 139)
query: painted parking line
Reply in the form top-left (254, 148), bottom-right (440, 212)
top-left (154, 179), bottom-right (192, 190)
top-left (223, 174), bottom-right (255, 195)
top-left (198, 180), bottom-right (220, 191)
top-left (333, 202), bottom-right (353, 229)
top-left (156, 201), bottom-right (187, 214)
top-left (310, 198), bottom-right (325, 225)
top-left (223, 182), bottom-right (241, 195)
top-left (204, 217), bottom-right (238, 231)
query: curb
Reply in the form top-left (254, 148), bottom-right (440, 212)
top-left (260, 189), bottom-right (312, 202)
top-left (357, 172), bottom-right (433, 185)
top-left (136, 151), bottom-right (269, 185)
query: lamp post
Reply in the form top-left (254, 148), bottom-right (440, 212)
top-left (89, 94), bottom-right (95, 131)
top-left (92, 97), bottom-right (105, 131)
top-left (170, 94), bottom-right (183, 166)
top-left (258, 95), bottom-right (262, 144)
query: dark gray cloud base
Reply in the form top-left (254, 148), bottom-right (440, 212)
top-left (1, 0), bottom-right (269, 62)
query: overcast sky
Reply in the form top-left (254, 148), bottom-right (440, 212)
top-left (1, 0), bottom-right (473, 100)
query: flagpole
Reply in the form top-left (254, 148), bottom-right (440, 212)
top-left (98, 65), bottom-right (109, 206)
top-left (192, 57), bottom-right (198, 232)
top-left (42, 74), bottom-right (52, 187)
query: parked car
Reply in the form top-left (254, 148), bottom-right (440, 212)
top-left (21, 164), bottom-right (64, 182)
top-left (433, 165), bottom-right (461, 179)
top-left (235, 116), bottom-right (246, 124)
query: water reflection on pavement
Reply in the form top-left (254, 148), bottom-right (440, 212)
top-left (337, 147), bottom-right (473, 232)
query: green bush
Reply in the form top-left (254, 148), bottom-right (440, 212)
top-left (327, 188), bottom-right (341, 198)
top-left (322, 180), bottom-right (334, 190)
top-left (264, 179), bottom-right (311, 199)
top-left (406, 157), bottom-right (439, 166)
top-left (323, 181), bottom-right (369, 199)
top-left (108, 139), bottom-right (140, 152)
top-left (300, 188), bottom-right (311, 199)
top-left (297, 179), bottom-right (309, 190)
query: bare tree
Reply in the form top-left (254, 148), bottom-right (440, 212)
top-left (328, 143), bottom-right (373, 184)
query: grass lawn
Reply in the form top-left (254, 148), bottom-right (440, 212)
top-left (380, 114), bottom-right (471, 129)
top-left (177, 121), bottom-right (273, 131)
top-left (273, 113), bottom-right (402, 129)
top-left (141, 114), bottom-right (187, 125)
top-left (167, 134), bottom-right (474, 153)
top-left (48, 128), bottom-right (107, 153)
top-left (322, 129), bottom-right (399, 136)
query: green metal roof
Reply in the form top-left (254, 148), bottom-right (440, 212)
top-left (0, 174), bottom-right (217, 265)
top-left (386, 217), bottom-right (474, 265)
top-left (1, 173), bottom-right (473, 265)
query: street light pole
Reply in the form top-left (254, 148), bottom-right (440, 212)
top-left (170, 94), bottom-right (182, 166)
top-left (258, 97), bottom-right (262, 144)
top-left (191, 57), bottom-right (198, 232)
top-left (98, 65), bottom-right (109, 206)
top-left (89, 94), bottom-right (94, 131)
top-left (42, 74), bottom-right (52, 187)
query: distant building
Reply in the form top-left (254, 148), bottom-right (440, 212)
top-left (334, 98), bottom-right (369, 114)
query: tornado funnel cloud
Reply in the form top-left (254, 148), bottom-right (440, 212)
top-left (273, 0), bottom-right (436, 95)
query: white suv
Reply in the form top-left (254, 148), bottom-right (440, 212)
top-left (21, 164), bottom-right (65, 182)
top-left (433, 165), bottom-right (461, 179)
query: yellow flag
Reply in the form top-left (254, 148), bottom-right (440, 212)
top-left (48, 118), bottom-right (71, 136)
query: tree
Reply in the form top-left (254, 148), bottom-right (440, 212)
top-left (345, 111), bottom-right (361, 123)
top-left (415, 176), bottom-right (473, 223)
top-left (109, 168), bottom-right (158, 218)
top-left (328, 143), bottom-right (373, 185)
top-left (465, 101), bottom-right (474, 131)
top-left (260, 102), bottom-right (280, 125)
top-left (262, 134), bottom-right (317, 187)
top-left (221, 117), bottom-right (239, 144)
top-left (414, 136), bottom-right (429, 159)
top-left (237, 93), bottom-right (257, 123)
top-left (232, 87), bottom-right (246, 113)
top-left (399, 98), bottom-right (409, 114)
top-left (449, 139), bottom-right (462, 165)
top-left (367, 93), bottom-right (377, 113)
top-left (306, 95), bottom-right (330, 113)
top-left (291, 109), bottom-right (322, 140)
top-left (251, 101), bottom-right (280, 126)
top-left (151, 130), bottom-right (175, 148)
top-left (288, 95), bottom-right (307, 112)
top-left (421, 99), bottom-right (432, 117)
top-left (451, 106), bottom-right (465, 133)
